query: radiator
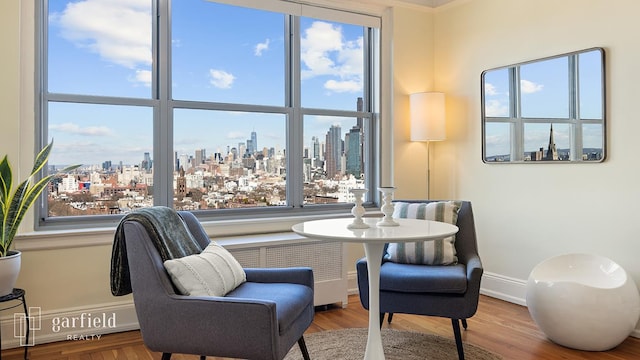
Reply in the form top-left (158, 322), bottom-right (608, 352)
top-left (221, 233), bottom-right (348, 307)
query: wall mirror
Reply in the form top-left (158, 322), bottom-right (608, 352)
top-left (481, 47), bottom-right (605, 163)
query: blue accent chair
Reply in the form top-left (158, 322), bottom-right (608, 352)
top-left (122, 211), bottom-right (314, 360)
top-left (356, 200), bottom-right (483, 360)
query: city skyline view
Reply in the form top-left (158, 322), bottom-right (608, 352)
top-left (43, 0), bottom-right (373, 216)
top-left (46, 0), bottom-right (367, 166)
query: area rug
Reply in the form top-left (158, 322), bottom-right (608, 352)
top-left (284, 328), bottom-right (502, 360)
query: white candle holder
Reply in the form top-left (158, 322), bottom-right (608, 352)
top-left (347, 188), bottom-right (369, 229)
top-left (377, 187), bottom-right (399, 227)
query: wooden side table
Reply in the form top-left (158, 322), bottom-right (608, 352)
top-left (0, 288), bottom-right (29, 359)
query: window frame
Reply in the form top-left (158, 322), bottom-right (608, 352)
top-left (35, 0), bottom-right (383, 230)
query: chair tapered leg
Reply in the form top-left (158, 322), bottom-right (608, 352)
top-left (200, 356), bottom-right (206, 360)
top-left (451, 319), bottom-right (465, 360)
top-left (379, 313), bottom-right (385, 328)
top-left (461, 318), bottom-right (468, 330)
top-left (298, 336), bottom-right (311, 360)
top-left (161, 354), bottom-right (172, 360)
top-left (387, 313), bottom-right (394, 324)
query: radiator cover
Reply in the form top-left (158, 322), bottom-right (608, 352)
top-left (221, 233), bottom-right (348, 307)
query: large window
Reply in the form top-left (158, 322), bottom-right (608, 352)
top-left (39, 0), bottom-right (380, 226)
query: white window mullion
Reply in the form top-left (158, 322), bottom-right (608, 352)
top-left (570, 54), bottom-right (583, 161)
top-left (155, 0), bottom-right (172, 206)
top-left (287, 15), bottom-right (304, 208)
top-left (511, 67), bottom-right (523, 161)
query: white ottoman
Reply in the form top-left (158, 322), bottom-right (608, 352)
top-left (526, 253), bottom-right (640, 351)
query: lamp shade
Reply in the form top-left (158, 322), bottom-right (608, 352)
top-left (410, 92), bottom-right (446, 141)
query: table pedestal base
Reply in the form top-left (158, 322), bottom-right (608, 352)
top-left (363, 243), bottom-right (386, 360)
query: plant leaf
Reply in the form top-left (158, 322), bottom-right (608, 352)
top-left (30, 140), bottom-right (53, 176)
top-left (0, 156), bottom-right (12, 209)
top-left (5, 175), bottom-right (54, 246)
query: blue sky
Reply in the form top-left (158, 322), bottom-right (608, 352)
top-left (47, 0), bottom-right (365, 166)
top-left (483, 49), bottom-right (604, 157)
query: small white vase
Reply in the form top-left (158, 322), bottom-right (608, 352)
top-left (377, 187), bottom-right (399, 227)
top-left (0, 250), bottom-right (21, 296)
top-left (348, 188), bottom-right (369, 229)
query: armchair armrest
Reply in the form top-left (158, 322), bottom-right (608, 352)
top-left (465, 254), bottom-right (483, 282)
top-left (244, 267), bottom-right (314, 288)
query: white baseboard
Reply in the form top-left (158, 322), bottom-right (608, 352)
top-left (480, 271), bottom-right (527, 306)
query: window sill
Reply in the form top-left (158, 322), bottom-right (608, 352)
top-left (15, 211), bottom-right (380, 252)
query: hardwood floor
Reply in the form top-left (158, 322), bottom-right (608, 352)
top-left (2, 294), bottom-right (639, 359)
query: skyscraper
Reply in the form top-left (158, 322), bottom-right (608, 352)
top-left (356, 96), bottom-right (363, 130)
top-left (312, 136), bottom-right (320, 160)
top-left (325, 125), bottom-right (342, 179)
top-left (251, 130), bottom-right (258, 154)
top-left (345, 126), bottom-right (362, 177)
top-left (142, 152), bottom-right (152, 171)
top-left (195, 149), bottom-right (205, 166)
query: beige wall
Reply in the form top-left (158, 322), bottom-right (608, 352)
top-left (0, 1), bottom-right (20, 155)
top-left (392, 7), bottom-right (436, 200)
top-left (430, 0), bottom-right (640, 318)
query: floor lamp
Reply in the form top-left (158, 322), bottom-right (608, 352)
top-left (410, 92), bottom-right (446, 199)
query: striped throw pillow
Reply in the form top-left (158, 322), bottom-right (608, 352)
top-left (386, 201), bottom-right (462, 265)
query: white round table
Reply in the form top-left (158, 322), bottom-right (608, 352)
top-left (292, 217), bottom-right (459, 360)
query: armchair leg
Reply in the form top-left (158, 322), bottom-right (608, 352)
top-left (161, 354), bottom-right (172, 360)
top-left (461, 318), bottom-right (468, 330)
top-left (379, 312), bottom-right (394, 328)
top-left (451, 319), bottom-right (465, 360)
top-left (298, 336), bottom-right (311, 360)
top-left (200, 357), bottom-right (206, 360)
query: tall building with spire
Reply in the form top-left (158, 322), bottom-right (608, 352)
top-left (544, 124), bottom-right (559, 161)
top-left (246, 130), bottom-right (258, 155)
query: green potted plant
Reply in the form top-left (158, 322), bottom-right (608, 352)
top-left (0, 140), bottom-right (78, 296)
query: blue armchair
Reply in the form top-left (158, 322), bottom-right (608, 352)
top-left (121, 210), bottom-right (314, 360)
top-left (356, 200), bottom-right (483, 360)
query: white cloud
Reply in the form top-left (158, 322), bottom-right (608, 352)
top-left (51, 0), bottom-right (152, 69)
top-left (485, 83), bottom-right (498, 96)
top-left (300, 21), bottom-right (363, 94)
top-left (130, 69), bottom-right (152, 87)
top-left (521, 79), bottom-right (544, 94)
top-left (254, 39), bottom-right (270, 56)
top-left (209, 69), bottom-right (236, 89)
top-left (325, 79), bottom-right (360, 93)
top-left (50, 122), bottom-right (114, 136)
top-left (485, 100), bottom-right (509, 117)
